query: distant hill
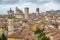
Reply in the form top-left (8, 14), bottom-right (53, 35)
top-left (46, 10), bottom-right (60, 14)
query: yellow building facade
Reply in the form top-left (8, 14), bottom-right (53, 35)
top-left (0, 27), bottom-right (5, 35)
top-left (32, 23), bottom-right (45, 31)
top-left (8, 38), bottom-right (23, 40)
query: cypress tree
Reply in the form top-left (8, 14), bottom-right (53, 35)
top-left (1, 33), bottom-right (7, 40)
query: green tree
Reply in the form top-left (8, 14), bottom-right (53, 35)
top-left (1, 33), bottom-right (7, 40)
top-left (0, 37), bottom-right (2, 40)
top-left (34, 29), bottom-right (42, 34)
top-left (34, 29), bottom-right (50, 40)
top-left (38, 38), bottom-right (42, 40)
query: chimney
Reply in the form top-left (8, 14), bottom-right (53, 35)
top-left (24, 7), bottom-right (29, 19)
top-left (36, 8), bottom-right (39, 16)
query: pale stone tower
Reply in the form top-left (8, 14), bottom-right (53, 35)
top-left (24, 7), bottom-right (29, 19)
top-left (36, 8), bottom-right (39, 16)
top-left (7, 8), bottom-right (14, 35)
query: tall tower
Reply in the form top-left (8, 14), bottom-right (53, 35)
top-left (36, 8), bottom-right (39, 16)
top-left (24, 7), bottom-right (29, 19)
top-left (7, 8), bottom-right (14, 35)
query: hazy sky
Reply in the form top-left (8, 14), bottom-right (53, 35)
top-left (0, 0), bottom-right (60, 14)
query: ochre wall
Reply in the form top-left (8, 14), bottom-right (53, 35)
top-left (0, 28), bottom-right (5, 35)
top-left (8, 38), bottom-right (23, 40)
top-left (32, 23), bottom-right (45, 31)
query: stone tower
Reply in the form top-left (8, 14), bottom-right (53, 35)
top-left (36, 8), bottom-right (39, 16)
top-left (24, 7), bottom-right (29, 19)
top-left (7, 8), bottom-right (14, 35)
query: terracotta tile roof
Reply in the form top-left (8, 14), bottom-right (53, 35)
top-left (0, 22), bottom-right (7, 27)
top-left (8, 30), bottom-right (38, 40)
top-left (14, 23), bottom-right (22, 28)
top-left (8, 29), bottom-right (23, 38)
top-left (46, 27), bottom-right (60, 40)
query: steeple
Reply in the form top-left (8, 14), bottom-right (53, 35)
top-left (7, 8), bottom-right (14, 35)
top-left (16, 7), bottom-right (23, 14)
top-left (8, 8), bottom-right (14, 19)
top-left (16, 7), bottom-right (19, 11)
top-left (8, 8), bottom-right (14, 14)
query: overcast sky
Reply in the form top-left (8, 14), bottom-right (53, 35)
top-left (0, 0), bottom-right (60, 14)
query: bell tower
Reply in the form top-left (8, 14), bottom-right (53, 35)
top-left (24, 7), bottom-right (29, 19)
top-left (36, 8), bottom-right (39, 16)
top-left (7, 8), bottom-right (14, 35)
